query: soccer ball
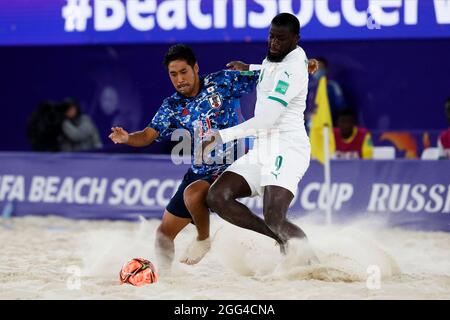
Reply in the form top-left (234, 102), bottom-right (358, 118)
top-left (119, 258), bottom-right (158, 286)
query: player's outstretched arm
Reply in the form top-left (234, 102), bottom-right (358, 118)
top-left (227, 59), bottom-right (318, 74)
top-left (226, 61), bottom-right (262, 72)
top-left (226, 61), bottom-right (249, 71)
top-left (109, 127), bottom-right (159, 147)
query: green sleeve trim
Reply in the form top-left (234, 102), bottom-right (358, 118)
top-left (268, 96), bottom-right (288, 107)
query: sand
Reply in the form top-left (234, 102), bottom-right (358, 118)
top-left (1, 214), bottom-right (449, 300)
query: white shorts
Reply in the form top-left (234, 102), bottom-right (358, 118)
top-left (225, 138), bottom-right (311, 197)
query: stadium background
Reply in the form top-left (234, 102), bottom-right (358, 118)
top-left (1, 0), bottom-right (450, 230)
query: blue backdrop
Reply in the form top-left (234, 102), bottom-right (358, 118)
top-left (1, 39), bottom-right (449, 151)
top-left (1, 0), bottom-right (450, 45)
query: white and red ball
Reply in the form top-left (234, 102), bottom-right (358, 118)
top-left (119, 258), bottom-right (158, 286)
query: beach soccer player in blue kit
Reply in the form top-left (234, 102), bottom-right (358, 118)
top-left (109, 44), bottom-right (319, 270)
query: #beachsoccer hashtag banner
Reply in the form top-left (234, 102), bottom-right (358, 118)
top-left (1, 0), bottom-right (450, 45)
top-left (0, 152), bottom-right (449, 231)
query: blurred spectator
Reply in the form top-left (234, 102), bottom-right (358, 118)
top-left (306, 57), bottom-right (347, 129)
top-left (334, 109), bottom-right (373, 159)
top-left (26, 100), bottom-right (63, 151)
top-left (59, 98), bottom-right (103, 152)
top-left (88, 67), bottom-right (143, 147)
top-left (437, 97), bottom-right (450, 159)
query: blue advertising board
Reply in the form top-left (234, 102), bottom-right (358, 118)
top-left (1, 0), bottom-right (450, 45)
top-left (1, 152), bottom-right (449, 232)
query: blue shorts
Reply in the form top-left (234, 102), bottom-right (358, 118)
top-left (166, 169), bottom-right (219, 220)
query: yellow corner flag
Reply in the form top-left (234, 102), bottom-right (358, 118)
top-left (310, 76), bottom-right (336, 164)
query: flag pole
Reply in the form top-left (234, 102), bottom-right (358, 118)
top-left (323, 124), bottom-right (332, 225)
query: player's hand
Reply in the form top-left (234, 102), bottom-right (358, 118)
top-left (109, 127), bottom-right (129, 144)
top-left (226, 61), bottom-right (250, 71)
top-left (308, 59), bottom-right (319, 74)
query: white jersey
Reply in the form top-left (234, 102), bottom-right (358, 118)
top-left (222, 47), bottom-right (312, 197)
top-left (250, 46), bottom-right (310, 146)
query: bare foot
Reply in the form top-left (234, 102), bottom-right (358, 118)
top-left (274, 240), bottom-right (287, 255)
top-left (179, 237), bottom-right (211, 265)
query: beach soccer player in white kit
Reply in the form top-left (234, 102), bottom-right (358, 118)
top-left (205, 13), bottom-right (315, 257)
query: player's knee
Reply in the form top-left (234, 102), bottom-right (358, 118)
top-left (184, 188), bottom-right (206, 212)
top-left (206, 186), bottom-right (230, 212)
top-left (206, 189), bottom-right (219, 211)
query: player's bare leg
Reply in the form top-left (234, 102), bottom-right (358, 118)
top-left (155, 210), bottom-right (190, 271)
top-left (264, 185), bottom-right (319, 262)
top-left (180, 180), bottom-right (211, 265)
top-left (263, 185), bottom-right (306, 241)
top-left (207, 172), bottom-right (285, 246)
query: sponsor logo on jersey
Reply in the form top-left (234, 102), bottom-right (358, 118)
top-left (275, 80), bottom-right (289, 95)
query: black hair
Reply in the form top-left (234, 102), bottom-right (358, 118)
top-left (337, 108), bottom-right (357, 120)
top-left (163, 44), bottom-right (197, 69)
top-left (61, 97), bottom-right (81, 118)
top-left (26, 100), bottom-right (63, 151)
top-left (271, 13), bottom-right (300, 36)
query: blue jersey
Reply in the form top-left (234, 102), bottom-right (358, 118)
top-left (148, 70), bottom-right (259, 175)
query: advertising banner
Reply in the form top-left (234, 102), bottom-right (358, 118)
top-left (1, 0), bottom-right (450, 45)
top-left (1, 152), bottom-right (449, 231)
